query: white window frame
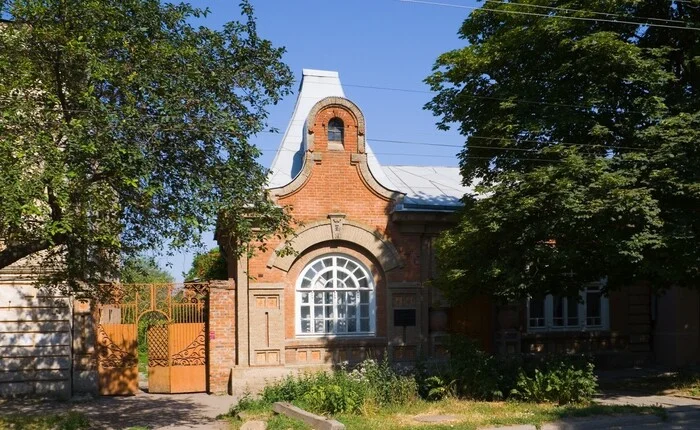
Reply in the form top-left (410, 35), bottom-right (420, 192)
top-left (527, 286), bottom-right (609, 332)
top-left (295, 254), bottom-right (376, 337)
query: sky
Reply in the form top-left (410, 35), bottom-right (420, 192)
top-left (159, 0), bottom-right (477, 280)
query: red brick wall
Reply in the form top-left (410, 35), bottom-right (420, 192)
top-left (246, 103), bottom-right (422, 285)
top-left (207, 281), bottom-right (235, 394)
top-left (241, 102), bottom-right (430, 364)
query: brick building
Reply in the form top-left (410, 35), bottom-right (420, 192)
top-left (210, 69), bottom-right (469, 390)
top-left (211, 69), bottom-right (699, 393)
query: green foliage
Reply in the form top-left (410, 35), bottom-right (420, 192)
top-left (511, 362), bottom-right (598, 405)
top-left (427, 1), bottom-right (700, 300)
top-left (0, 0), bottom-right (294, 295)
top-left (265, 415), bottom-right (311, 430)
top-left (421, 375), bottom-right (456, 401)
top-left (0, 411), bottom-right (90, 430)
top-left (136, 311), bottom-right (168, 356)
top-left (301, 384), bottom-right (362, 415)
top-left (236, 358), bottom-right (418, 416)
top-left (429, 337), bottom-right (597, 404)
top-left (443, 337), bottom-right (519, 400)
top-left (185, 247), bottom-right (227, 281)
top-left (346, 355), bottom-right (418, 408)
top-left (120, 256), bottom-right (174, 284)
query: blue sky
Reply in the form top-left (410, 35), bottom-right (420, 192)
top-left (160, 0), bottom-right (476, 280)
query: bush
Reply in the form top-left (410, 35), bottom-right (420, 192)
top-left (430, 336), bottom-right (597, 404)
top-left (301, 383), bottom-right (362, 414)
top-left (421, 375), bottom-right (455, 401)
top-left (237, 357), bottom-right (418, 416)
top-left (348, 356), bottom-right (418, 407)
top-left (233, 339), bottom-right (598, 414)
top-left (260, 372), bottom-right (322, 404)
top-left (511, 361), bottom-right (598, 405)
top-left (445, 337), bottom-right (515, 400)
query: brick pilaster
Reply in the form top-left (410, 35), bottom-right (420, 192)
top-left (207, 280), bottom-right (236, 394)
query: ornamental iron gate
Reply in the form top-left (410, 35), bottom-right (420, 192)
top-left (96, 283), bottom-right (208, 395)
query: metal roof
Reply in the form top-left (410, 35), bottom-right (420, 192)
top-left (382, 165), bottom-right (472, 210)
top-left (267, 69), bottom-right (470, 211)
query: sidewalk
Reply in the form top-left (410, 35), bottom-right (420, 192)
top-left (481, 393), bottom-right (700, 430)
top-left (0, 391), bottom-right (238, 430)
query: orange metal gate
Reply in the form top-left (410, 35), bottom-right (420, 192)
top-left (96, 283), bottom-right (208, 395)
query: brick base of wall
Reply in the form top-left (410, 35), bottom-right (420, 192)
top-left (208, 281), bottom-right (236, 394)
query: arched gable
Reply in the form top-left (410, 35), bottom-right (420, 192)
top-left (268, 96), bottom-right (402, 202)
top-left (267, 217), bottom-right (403, 273)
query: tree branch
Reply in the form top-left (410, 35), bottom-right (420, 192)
top-left (52, 51), bottom-right (72, 124)
top-left (46, 185), bottom-right (63, 222)
top-left (0, 235), bottom-right (66, 270)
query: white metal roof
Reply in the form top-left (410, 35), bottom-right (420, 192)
top-left (267, 69), bottom-right (343, 189)
top-left (382, 165), bottom-right (472, 209)
top-left (267, 69), bottom-right (469, 210)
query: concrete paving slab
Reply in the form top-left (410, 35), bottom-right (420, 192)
top-left (479, 425), bottom-right (536, 430)
top-left (414, 414), bottom-right (460, 423)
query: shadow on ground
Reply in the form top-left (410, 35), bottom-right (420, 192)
top-left (597, 366), bottom-right (700, 397)
top-left (0, 392), bottom-right (236, 430)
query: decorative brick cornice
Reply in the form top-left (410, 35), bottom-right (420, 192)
top-left (266, 218), bottom-right (403, 273)
top-left (268, 96), bottom-right (403, 203)
top-left (208, 280), bottom-right (235, 290)
top-left (268, 152), bottom-right (319, 199)
top-left (351, 153), bottom-right (403, 202)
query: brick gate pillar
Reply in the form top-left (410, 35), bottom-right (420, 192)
top-left (207, 280), bottom-right (236, 394)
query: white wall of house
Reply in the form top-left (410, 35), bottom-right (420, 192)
top-left (0, 262), bottom-right (73, 398)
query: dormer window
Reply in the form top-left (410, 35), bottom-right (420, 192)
top-left (327, 118), bottom-right (344, 145)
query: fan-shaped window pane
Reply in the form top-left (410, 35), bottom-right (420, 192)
top-left (296, 254), bottom-right (375, 336)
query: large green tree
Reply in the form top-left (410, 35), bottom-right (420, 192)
top-left (0, 0), bottom-right (293, 293)
top-left (120, 255), bottom-right (173, 284)
top-left (427, 0), bottom-right (699, 302)
top-left (185, 247), bottom-right (227, 281)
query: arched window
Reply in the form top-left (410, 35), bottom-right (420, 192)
top-left (327, 117), bottom-right (344, 143)
top-left (296, 254), bottom-right (375, 336)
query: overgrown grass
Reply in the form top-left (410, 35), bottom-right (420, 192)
top-left (223, 343), bottom-right (666, 429)
top-left (222, 409), bottom-right (311, 430)
top-left (231, 358), bottom-right (417, 416)
top-left (0, 411), bottom-right (89, 430)
top-left (225, 398), bottom-right (663, 430)
top-left (335, 400), bottom-right (664, 430)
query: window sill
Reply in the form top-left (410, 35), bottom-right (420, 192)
top-left (523, 329), bottom-right (611, 338)
top-left (286, 336), bottom-right (387, 349)
top-left (327, 141), bottom-right (344, 151)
